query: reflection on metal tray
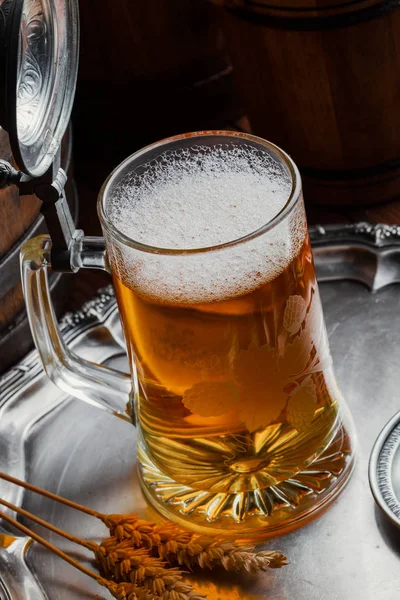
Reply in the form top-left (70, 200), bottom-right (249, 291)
top-left (311, 221), bottom-right (400, 291)
top-left (1, 222), bottom-right (400, 600)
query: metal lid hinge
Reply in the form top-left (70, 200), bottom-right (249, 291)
top-left (34, 168), bottom-right (82, 272)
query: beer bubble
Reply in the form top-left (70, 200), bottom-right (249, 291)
top-left (106, 144), bottom-right (306, 304)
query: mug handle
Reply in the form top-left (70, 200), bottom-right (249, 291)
top-left (20, 235), bottom-right (132, 421)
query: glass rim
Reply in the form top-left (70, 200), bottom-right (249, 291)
top-left (97, 130), bottom-right (302, 256)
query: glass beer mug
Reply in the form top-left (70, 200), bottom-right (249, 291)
top-left (21, 131), bottom-right (356, 539)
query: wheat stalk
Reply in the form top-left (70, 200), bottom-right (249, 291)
top-left (104, 581), bottom-right (153, 600)
top-left (0, 471), bottom-right (287, 600)
top-left (92, 537), bottom-right (206, 598)
top-left (105, 580), bottom-right (205, 600)
top-left (103, 515), bottom-right (287, 572)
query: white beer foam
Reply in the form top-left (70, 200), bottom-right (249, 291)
top-left (106, 144), bottom-right (306, 304)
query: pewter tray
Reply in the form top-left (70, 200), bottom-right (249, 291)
top-left (1, 223), bottom-right (400, 600)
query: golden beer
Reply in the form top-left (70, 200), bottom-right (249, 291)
top-left (113, 234), bottom-right (338, 491)
top-left (101, 132), bottom-right (354, 537)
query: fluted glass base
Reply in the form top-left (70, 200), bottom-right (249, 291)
top-left (138, 420), bottom-right (356, 541)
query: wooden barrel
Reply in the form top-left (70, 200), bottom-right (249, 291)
top-left (73, 0), bottom-right (243, 183)
top-left (215, 0), bottom-right (400, 206)
top-left (0, 127), bottom-right (78, 373)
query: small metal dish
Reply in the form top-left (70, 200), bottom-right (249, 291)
top-left (369, 410), bottom-right (400, 529)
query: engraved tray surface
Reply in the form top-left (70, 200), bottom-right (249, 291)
top-left (1, 223), bottom-right (400, 600)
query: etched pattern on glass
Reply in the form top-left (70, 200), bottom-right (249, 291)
top-left (182, 293), bottom-right (332, 434)
top-left (17, 0), bottom-right (46, 142)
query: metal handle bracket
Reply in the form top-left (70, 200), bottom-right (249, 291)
top-left (0, 155), bottom-right (80, 272)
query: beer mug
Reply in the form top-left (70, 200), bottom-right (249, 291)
top-left (21, 131), bottom-right (355, 539)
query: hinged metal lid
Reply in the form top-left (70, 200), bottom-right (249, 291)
top-left (0, 0), bottom-right (79, 178)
